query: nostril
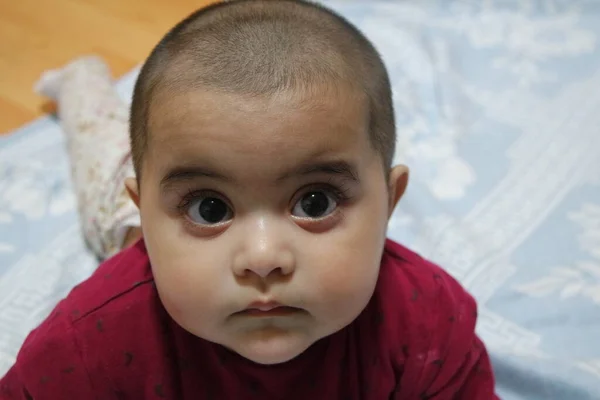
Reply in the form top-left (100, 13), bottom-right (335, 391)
top-left (243, 266), bottom-right (285, 279)
top-left (232, 244), bottom-right (295, 279)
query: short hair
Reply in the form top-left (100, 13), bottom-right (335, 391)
top-left (130, 0), bottom-right (395, 181)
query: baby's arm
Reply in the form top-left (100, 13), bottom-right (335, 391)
top-left (393, 259), bottom-right (498, 400)
top-left (0, 305), bottom-right (94, 399)
top-left (415, 276), bottom-right (497, 399)
top-left (450, 336), bottom-right (497, 399)
top-left (415, 326), bottom-right (497, 399)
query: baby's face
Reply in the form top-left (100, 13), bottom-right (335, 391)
top-left (132, 84), bottom-right (405, 364)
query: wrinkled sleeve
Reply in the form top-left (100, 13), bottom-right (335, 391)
top-left (0, 307), bottom-right (95, 399)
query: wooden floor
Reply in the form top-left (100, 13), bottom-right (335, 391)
top-left (0, 0), bottom-right (217, 134)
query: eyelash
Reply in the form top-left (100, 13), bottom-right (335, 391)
top-left (176, 188), bottom-right (228, 215)
top-left (292, 180), bottom-right (354, 210)
top-left (175, 179), bottom-right (354, 216)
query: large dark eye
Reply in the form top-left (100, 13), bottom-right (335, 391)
top-left (292, 191), bottom-right (337, 219)
top-left (187, 197), bottom-right (232, 225)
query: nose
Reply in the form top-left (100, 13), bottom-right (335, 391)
top-left (232, 215), bottom-right (295, 280)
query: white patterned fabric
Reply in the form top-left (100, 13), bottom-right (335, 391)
top-left (1, 1), bottom-right (599, 398)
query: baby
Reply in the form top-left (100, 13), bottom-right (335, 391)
top-left (0, 1), bottom-right (498, 399)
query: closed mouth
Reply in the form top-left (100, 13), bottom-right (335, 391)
top-left (236, 306), bottom-right (303, 317)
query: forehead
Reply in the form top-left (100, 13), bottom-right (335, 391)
top-left (145, 86), bottom-right (374, 180)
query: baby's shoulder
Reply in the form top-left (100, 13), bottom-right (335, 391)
top-left (63, 239), bottom-right (155, 323)
top-left (379, 238), bottom-right (475, 312)
top-left (5, 241), bottom-right (170, 396)
top-left (374, 239), bottom-right (479, 360)
top-left (366, 240), bottom-right (496, 399)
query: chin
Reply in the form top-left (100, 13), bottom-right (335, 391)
top-left (231, 333), bottom-right (313, 365)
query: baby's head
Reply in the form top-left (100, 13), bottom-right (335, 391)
top-left (125, 0), bottom-right (408, 364)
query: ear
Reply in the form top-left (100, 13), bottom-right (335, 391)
top-left (125, 177), bottom-right (141, 209)
top-left (387, 165), bottom-right (409, 218)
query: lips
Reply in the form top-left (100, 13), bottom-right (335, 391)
top-left (247, 301), bottom-right (283, 312)
top-left (237, 301), bottom-right (302, 317)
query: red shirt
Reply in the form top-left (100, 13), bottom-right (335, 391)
top-left (0, 239), bottom-right (497, 399)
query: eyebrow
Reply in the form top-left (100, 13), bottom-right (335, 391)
top-left (160, 166), bottom-right (230, 190)
top-left (277, 160), bottom-right (360, 183)
top-left (160, 160), bottom-right (360, 190)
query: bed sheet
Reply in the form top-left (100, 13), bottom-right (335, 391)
top-left (1, 1), bottom-right (600, 398)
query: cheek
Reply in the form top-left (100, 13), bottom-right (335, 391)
top-left (307, 193), bottom-right (388, 309)
top-left (140, 200), bottom-right (229, 322)
top-left (313, 249), bottom-right (381, 299)
top-left (150, 245), bottom-right (230, 327)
